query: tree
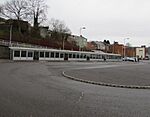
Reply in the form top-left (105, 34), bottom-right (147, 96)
top-left (103, 40), bottom-right (107, 44)
top-left (103, 40), bottom-right (110, 44)
top-left (0, 0), bottom-right (28, 35)
top-left (26, 0), bottom-right (48, 28)
top-left (24, 0), bottom-right (48, 37)
top-left (0, 0), bottom-right (28, 20)
top-left (0, 6), bottom-right (2, 14)
top-left (49, 18), bottom-right (71, 49)
top-left (0, 0), bottom-right (48, 28)
top-left (103, 40), bottom-right (110, 53)
top-left (126, 42), bottom-right (132, 47)
top-left (106, 40), bottom-right (110, 44)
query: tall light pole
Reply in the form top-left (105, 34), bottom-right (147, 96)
top-left (124, 38), bottom-right (129, 58)
top-left (80, 27), bottom-right (86, 36)
top-left (9, 25), bottom-right (13, 47)
top-left (79, 27), bottom-right (86, 51)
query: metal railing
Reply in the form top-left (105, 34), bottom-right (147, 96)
top-left (0, 39), bottom-right (49, 49)
top-left (0, 39), bottom-right (9, 46)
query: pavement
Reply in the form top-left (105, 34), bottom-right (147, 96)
top-left (0, 61), bottom-right (150, 117)
top-left (0, 59), bottom-right (13, 63)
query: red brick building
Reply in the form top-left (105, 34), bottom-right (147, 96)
top-left (109, 42), bottom-right (124, 56)
top-left (110, 42), bottom-right (136, 57)
top-left (86, 42), bottom-right (97, 50)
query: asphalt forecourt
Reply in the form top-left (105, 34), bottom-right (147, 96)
top-left (63, 62), bottom-right (150, 89)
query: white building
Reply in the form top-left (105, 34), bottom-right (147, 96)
top-left (39, 27), bottom-right (49, 38)
top-left (94, 41), bottom-right (106, 50)
top-left (136, 47), bottom-right (146, 59)
top-left (69, 35), bottom-right (87, 50)
top-left (146, 47), bottom-right (150, 59)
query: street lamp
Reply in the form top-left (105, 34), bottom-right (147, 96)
top-left (124, 38), bottom-right (129, 58)
top-left (80, 27), bottom-right (86, 36)
top-left (79, 27), bottom-right (86, 51)
top-left (9, 25), bottom-right (13, 47)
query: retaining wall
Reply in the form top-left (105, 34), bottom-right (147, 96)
top-left (0, 45), bottom-right (9, 59)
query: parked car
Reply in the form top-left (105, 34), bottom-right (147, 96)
top-left (122, 57), bottom-right (136, 62)
top-left (144, 56), bottom-right (149, 60)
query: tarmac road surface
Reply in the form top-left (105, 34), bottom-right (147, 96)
top-left (0, 61), bottom-right (150, 117)
top-left (65, 62), bottom-right (150, 86)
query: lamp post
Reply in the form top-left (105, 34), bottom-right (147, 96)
top-left (80, 27), bottom-right (86, 36)
top-left (124, 38), bottom-right (129, 58)
top-left (79, 27), bottom-right (86, 51)
top-left (9, 25), bottom-right (13, 47)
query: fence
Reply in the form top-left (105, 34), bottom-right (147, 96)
top-left (0, 39), bottom-right (49, 49)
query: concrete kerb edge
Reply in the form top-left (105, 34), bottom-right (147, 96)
top-left (62, 71), bottom-right (150, 89)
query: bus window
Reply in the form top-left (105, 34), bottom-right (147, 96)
top-left (55, 53), bottom-right (59, 58)
top-left (60, 53), bottom-right (64, 58)
top-left (69, 53), bottom-right (72, 58)
top-left (90, 54), bottom-right (92, 59)
top-left (28, 52), bottom-right (33, 57)
top-left (51, 52), bottom-right (54, 58)
top-left (80, 54), bottom-right (83, 58)
top-left (96, 55), bottom-right (99, 59)
top-left (45, 52), bottom-right (49, 58)
top-left (40, 52), bottom-right (44, 58)
top-left (93, 55), bottom-right (95, 59)
top-left (14, 51), bottom-right (20, 57)
top-left (21, 51), bottom-right (26, 57)
top-left (73, 54), bottom-right (76, 58)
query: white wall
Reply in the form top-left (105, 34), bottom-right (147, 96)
top-left (136, 48), bottom-right (145, 59)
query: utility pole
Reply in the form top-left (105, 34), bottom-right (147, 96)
top-left (124, 38), bottom-right (129, 58)
top-left (9, 25), bottom-right (13, 46)
top-left (79, 27), bottom-right (86, 51)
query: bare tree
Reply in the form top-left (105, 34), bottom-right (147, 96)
top-left (126, 42), bottom-right (132, 47)
top-left (0, 0), bottom-right (27, 20)
top-left (26, 0), bottom-right (48, 28)
top-left (0, 6), bottom-right (2, 14)
top-left (0, 0), bottom-right (28, 35)
top-left (49, 18), bottom-right (71, 49)
top-left (50, 19), bottom-right (71, 33)
top-left (0, 0), bottom-right (48, 27)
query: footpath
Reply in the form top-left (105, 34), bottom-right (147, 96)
top-left (0, 59), bottom-right (12, 63)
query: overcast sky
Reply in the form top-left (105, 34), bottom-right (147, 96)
top-left (1, 0), bottom-right (150, 46)
top-left (46, 0), bottom-right (150, 47)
